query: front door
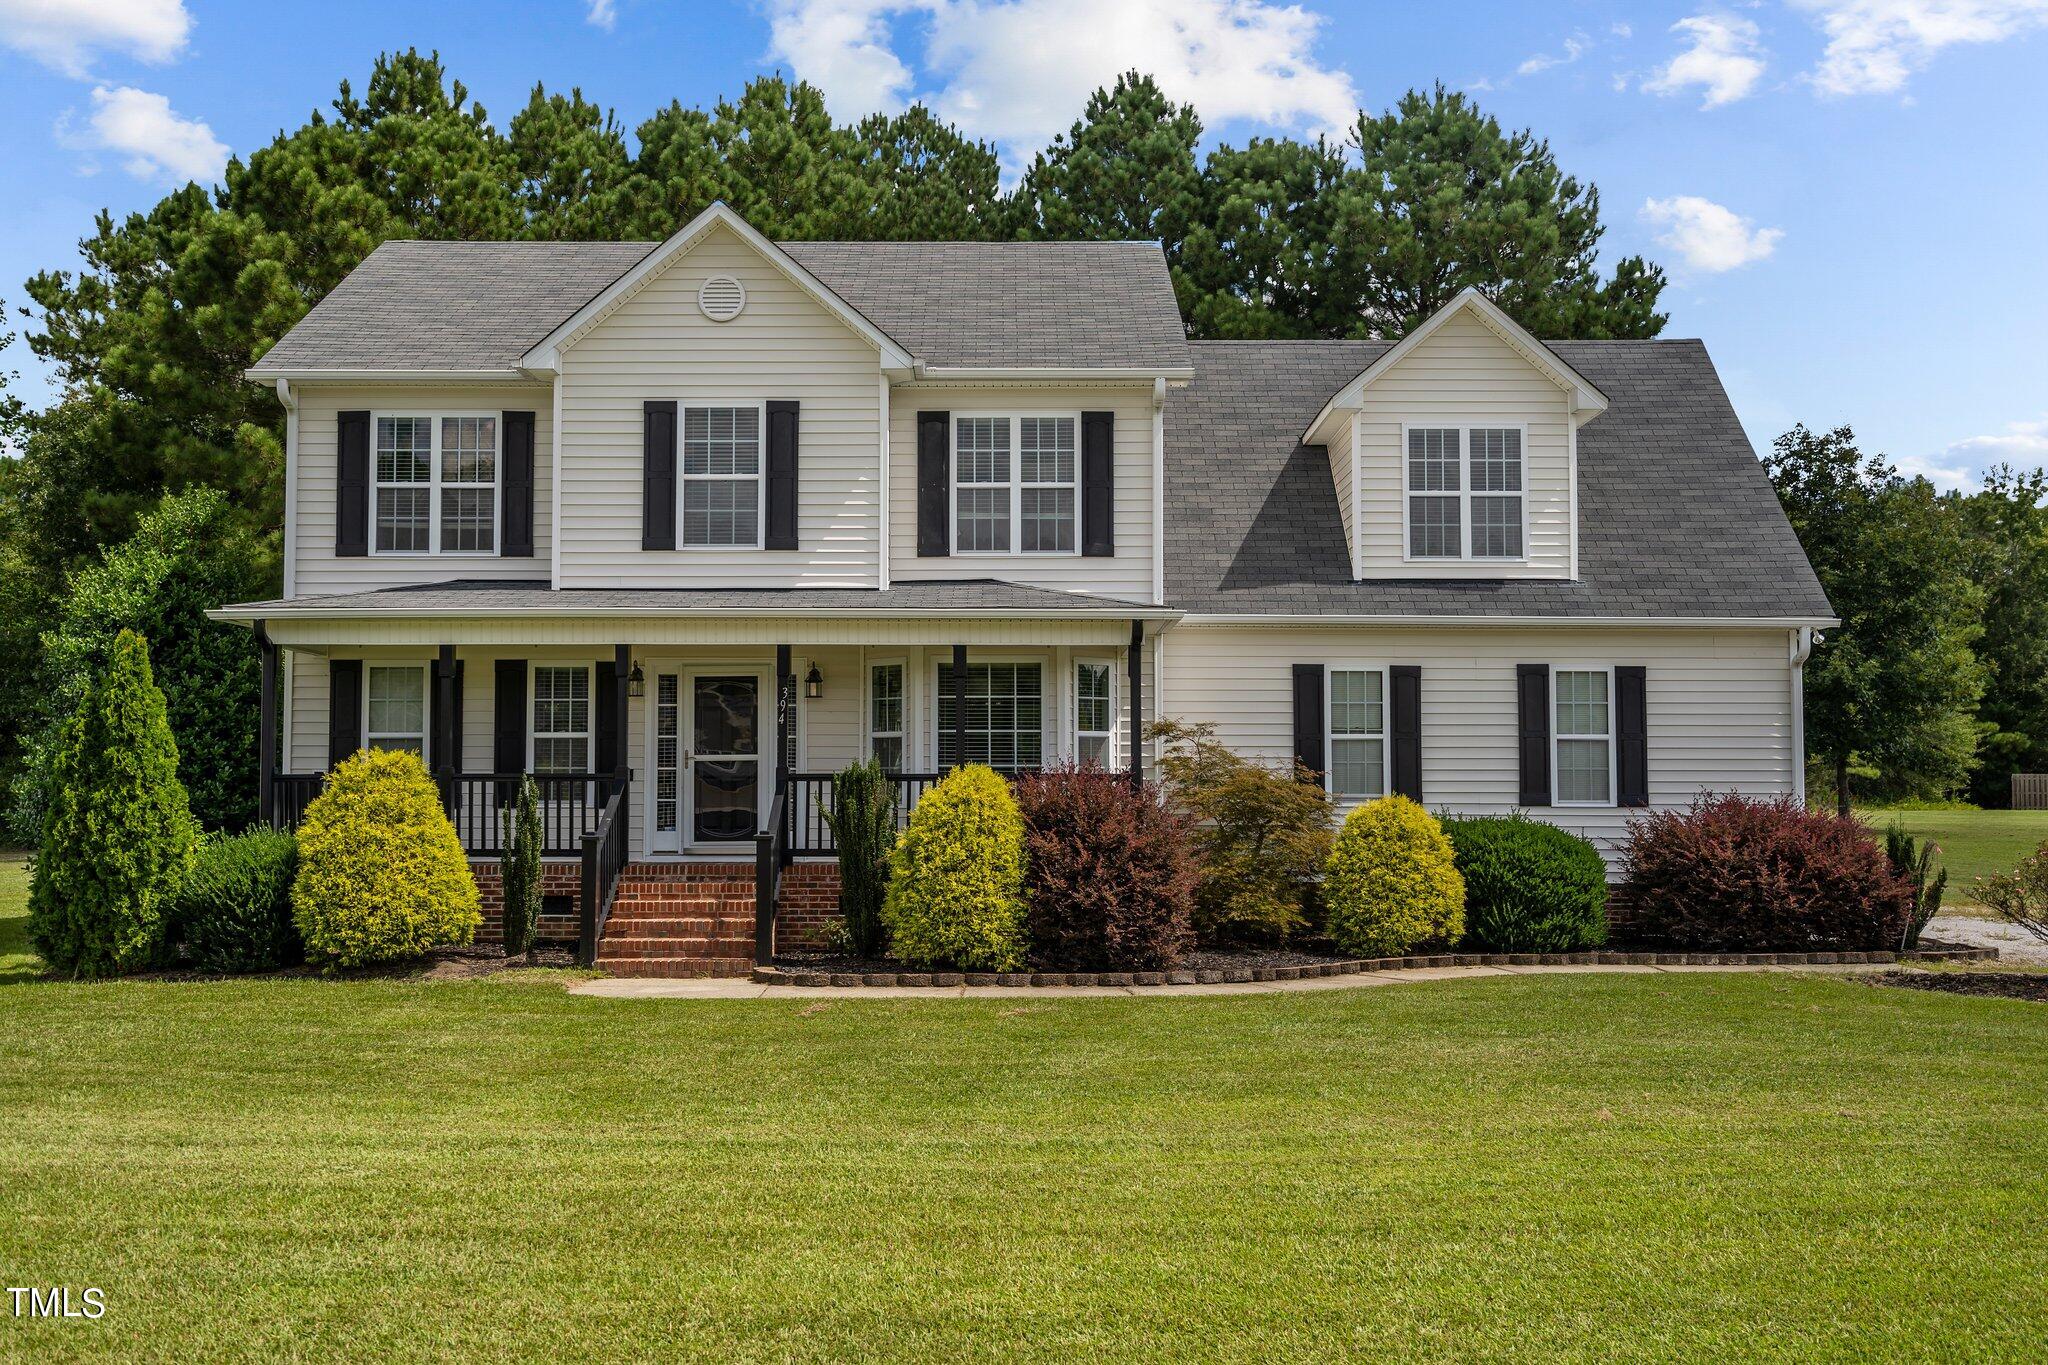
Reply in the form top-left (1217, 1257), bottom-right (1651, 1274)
top-left (688, 673), bottom-right (762, 844)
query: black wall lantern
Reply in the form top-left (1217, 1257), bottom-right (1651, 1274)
top-left (804, 664), bottom-right (824, 699)
top-left (627, 660), bottom-right (645, 697)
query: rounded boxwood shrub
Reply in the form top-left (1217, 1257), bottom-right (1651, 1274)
top-left (292, 749), bottom-right (481, 969)
top-left (1445, 815), bottom-right (1609, 952)
top-left (1323, 795), bottom-right (1465, 957)
top-left (173, 829), bottom-right (302, 972)
top-left (1621, 793), bottom-right (1913, 951)
top-left (1014, 765), bottom-right (1196, 971)
top-left (881, 764), bottom-right (1027, 971)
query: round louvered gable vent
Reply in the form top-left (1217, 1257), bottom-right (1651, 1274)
top-left (698, 275), bottom-right (747, 322)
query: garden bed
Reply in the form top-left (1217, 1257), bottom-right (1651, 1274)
top-left (1868, 970), bottom-right (2048, 1003)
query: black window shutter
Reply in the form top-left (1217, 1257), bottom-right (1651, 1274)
top-left (1291, 663), bottom-right (1325, 784)
top-left (595, 661), bottom-right (620, 775)
top-left (765, 400), bottom-right (800, 550)
top-left (1081, 410), bottom-right (1115, 557)
top-left (430, 660), bottom-right (465, 773)
top-left (1390, 665), bottom-right (1422, 801)
top-left (643, 400), bottom-right (677, 550)
top-left (1517, 664), bottom-right (1551, 807)
top-left (327, 659), bottom-right (362, 767)
top-left (336, 410), bottom-right (370, 557)
top-left (501, 411), bottom-right (535, 557)
top-left (1617, 665), bottom-right (1649, 807)
top-left (493, 660), bottom-right (527, 775)
top-left (917, 410), bottom-right (950, 556)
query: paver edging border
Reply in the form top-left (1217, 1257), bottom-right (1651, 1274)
top-left (753, 941), bottom-right (1996, 988)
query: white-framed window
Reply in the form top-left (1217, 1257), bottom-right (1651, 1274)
top-left (531, 665), bottom-right (592, 774)
top-left (373, 414), bottom-right (498, 555)
top-left (935, 660), bottom-right (1044, 772)
top-left (867, 660), bottom-right (905, 771)
top-left (1553, 666), bottom-right (1615, 806)
top-left (1326, 666), bottom-right (1387, 797)
top-left (953, 414), bottom-right (1079, 555)
top-left (1404, 425), bottom-right (1525, 561)
top-left (681, 403), bottom-right (763, 548)
top-left (364, 664), bottom-right (428, 755)
top-left (1075, 659), bottom-right (1115, 767)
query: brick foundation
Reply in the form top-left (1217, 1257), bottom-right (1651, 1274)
top-left (773, 861), bottom-right (843, 950)
top-left (470, 859), bottom-right (583, 943)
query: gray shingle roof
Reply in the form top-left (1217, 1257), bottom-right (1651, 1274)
top-left (1164, 339), bottom-right (1833, 620)
top-left (217, 578), bottom-right (1172, 618)
top-left (248, 237), bottom-right (1190, 375)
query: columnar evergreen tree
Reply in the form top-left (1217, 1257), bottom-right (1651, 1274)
top-left (29, 630), bottom-right (199, 977)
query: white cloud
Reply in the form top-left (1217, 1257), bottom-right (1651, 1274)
top-left (763, 0), bottom-right (1359, 166)
top-left (1611, 22), bottom-right (1634, 39)
top-left (1894, 451), bottom-right (1980, 490)
top-left (1933, 416), bottom-right (2048, 484)
top-left (0, 0), bottom-right (191, 77)
top-left (1518, 33), bottom-right (1591, 76)
top-left (1641, 195), bottom-right (1784, 271)
top-left (60, 85), bottom-right (228, 183)
top-left (1642, 13), bottom-right (1767, 107)
top-left (1796, 0), bottom-right (2048, 96)
top-left (586, 0), bottom-right (617, 30)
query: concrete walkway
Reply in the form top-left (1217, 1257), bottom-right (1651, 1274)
top-left (569, 959), bottom-right (1895, 1001)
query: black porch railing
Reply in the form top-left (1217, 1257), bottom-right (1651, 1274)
top-left (578, 786), bottom-right (629, 967)
top-left (265, 771), bottom-right (624, 859)
top-left (785, 771), bottom-right (944, 856)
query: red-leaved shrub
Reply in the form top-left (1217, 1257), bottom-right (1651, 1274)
top-left (1620, 793), bottom-right (1913, 951)
top-left (1013, 766), bottom-right (1197, 970)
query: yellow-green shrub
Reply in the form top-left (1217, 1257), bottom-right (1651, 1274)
top-left (881, 765), bottom-right (1027, 970)
top-left (1323, 795), bottom-right (1465, 957)
top-left (292, 748), bottom-right (481, 969)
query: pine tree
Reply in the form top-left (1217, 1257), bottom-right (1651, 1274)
top-left (28, 630), bottom-right (199, 977)
top-left (1017, 71), bottom-right (1203, 267)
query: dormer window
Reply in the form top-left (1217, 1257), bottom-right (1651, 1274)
top-left (1405, 425), bottom-right (1525, 561)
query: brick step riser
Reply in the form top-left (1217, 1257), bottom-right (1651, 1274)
top-left (600, 940), bottom-right (756, 958)
top-left (599, 958), bottom-right (754, 978)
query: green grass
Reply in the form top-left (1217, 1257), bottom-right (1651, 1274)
top-left (2, 875), bottom-right (2046, 1360)
top-left (1859, 807), bottom-right (2048, 904)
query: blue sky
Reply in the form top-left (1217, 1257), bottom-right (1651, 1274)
top-left (2, 0), bottom-right (2045, 485)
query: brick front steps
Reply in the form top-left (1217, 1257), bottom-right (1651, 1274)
top-left (754, 941), bottom-right (1998, 989)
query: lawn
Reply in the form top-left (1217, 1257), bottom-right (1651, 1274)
top-left (1859, 807), bottom-right (2048, 904)
top-left (2, 871), bottom-right (2046, 1360)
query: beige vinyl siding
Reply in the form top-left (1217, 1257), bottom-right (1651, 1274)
top-left (1158, 623), bottom-right (1794, 866)
top-left (555, 222), bottom-right (882, 589)
top-left (292, 383), bottom-right (554, 596)
top-left (1327, 411), bottom-right (1356, 577)
top-left (1355, 310), bottom-right (1573, 578)
top-left (887, 385), bottom-right (1156, 602)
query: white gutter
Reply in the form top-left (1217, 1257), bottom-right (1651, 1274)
top-left (243, 367), bottom-right (533, 384)
top-left (275, 379), bottom-right (297, 599)
top-left (1179, 613), bottom-right (1840, 629)
top-left (210, 602), bottom-right (1183, 625)
top-left (911, 364), bottom-right (1193, 383)
top-left (1790, 625), bottom-right (1815, 805)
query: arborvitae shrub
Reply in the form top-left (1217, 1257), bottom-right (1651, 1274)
top-left (29, 630), bottom-right (199, 977)
top-left (825, 757), bottom-right (896, 958)
top-left (173, 829), bottom-right (302, 972)
top-left (293, 748), bottom-right (481, 969)
top-left (1323, 795), bottom-right (1465, 957)
top-left (1445, 815), bottom-right (1609, 952)
top-left (1014, 766), bottom-right (1196, 970)
top-left (881, 764), bottom-right (1026, 970)
top-left (1622, 794), bottom-right (1913, 951)
top-left (499, 775), bottom-right (544, 957)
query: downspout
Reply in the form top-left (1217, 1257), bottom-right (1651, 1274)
top-left (1151, 377), bottom-right (1166, 606)
top-left (1790, 626), bottom-right (1814, 806)
top-left (276, 379), bottom-right (297, 599)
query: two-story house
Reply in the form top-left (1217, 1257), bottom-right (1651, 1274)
top-left (212, 202), bottom-right (1833, 975)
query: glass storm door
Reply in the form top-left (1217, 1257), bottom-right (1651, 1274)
top-left (687, 673), bottom-right (761, 844)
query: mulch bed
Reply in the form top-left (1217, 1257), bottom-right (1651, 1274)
top-left (1868, 971), bottom-right (2048, 1003)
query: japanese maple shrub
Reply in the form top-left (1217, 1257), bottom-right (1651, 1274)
top-left (1323, 795), bottom-right (1465, 958)
top-left (881, 764), bottom-right (1026, 971)
top-left (293, 748), bottom-right (481, 969)
top-left (1444, 814), bottom-right (1609, 952)
top-left (1014, 765), bottom-right (1196, 971)
top-left (28, 629), bottom-right (200, 977)
top-left (1621, 793), bottom-right (1912, 951)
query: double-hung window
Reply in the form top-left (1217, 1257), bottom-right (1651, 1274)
top-left (1327, 668), bottom-right (1386, 797)
top-left (374, 415), bottom-right (498, 554)
top-left (532, 666), bottom-right (591, 774)
top-left (868, 662), bottom-right (905, 771)
top-left (365, 664), bottom-right (428, 754)
top-left (954, 415), bottom-right (1078, 554)
top-left (936, 662), bottom-right (1043, 772)
top-left (1553, 667), bottom-right (1614, 805)
top-left (682, 405), bottom-right (762, 547)
top-left (1075, 660), bottom-right (1115, 766)
top-left (1406, 426), bottom-right (1524, 561)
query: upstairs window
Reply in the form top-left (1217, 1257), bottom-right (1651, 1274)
top-left (1406, 426), bottom-right (1524, 561)
top-left (374, 415), bottom-right (497, 554)
top-left (954, 415), bottom-right (1078, 554)
top-left (682, 405), bottom-right (762, 547)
